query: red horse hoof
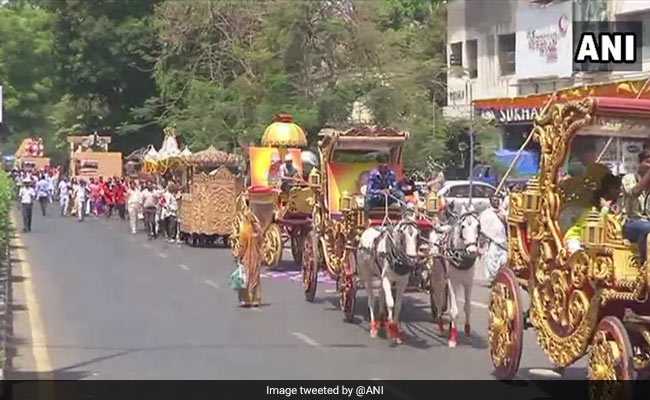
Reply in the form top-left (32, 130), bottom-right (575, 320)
top-left (387, 322), bottom-right (403, 344)
top-left (448, 326), bottom-right (458, 348)
top-left (464, 323), bottom-right (471, 337)
top-left (370, 321), bottom-right (380, 338)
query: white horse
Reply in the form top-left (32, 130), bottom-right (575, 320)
top-left (429, 203), bottom-right (480, 348)
top-left (356, 208), bottom-right (420, 344)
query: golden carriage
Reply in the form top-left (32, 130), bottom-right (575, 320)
top-left (178, 146), bottom-right (243, 246)
top-left (489, 97), bottom-right (650, 380)
top-left (301, 126), bottom-right (434, 321)
top-left (231, 114), bottom-right (314, 268)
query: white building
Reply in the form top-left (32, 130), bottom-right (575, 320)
top-left (445, 0), bottom-right (650, 149)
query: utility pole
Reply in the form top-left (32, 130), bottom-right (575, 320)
top-left (467, 77), bottom-right (474, 206)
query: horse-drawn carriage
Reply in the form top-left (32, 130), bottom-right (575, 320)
top-left (232, 114), bottom-right (315, 268)
top-left (489, 96), bottom-right (650, 380)
top-left (179, 146), bottom-right (243, 246)
top-left (301, 126), bottom-right (431, 337)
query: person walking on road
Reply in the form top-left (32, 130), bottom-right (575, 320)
top-left (114, 179), bottom-right (127, 220)
top-left (74, 180), bottom-right (88, 222)
top-left (161, 183), bottom-right (179, 243)
top-left (19, 179), bottom-right (36, 232)
top-left (35, 175), bottom-right (50, 217)
top-left (141, 182), bottom-right (158, 239)
top-left (127, 181), bottom-right (143, 234)
top-left (58, 177), bottom-right (70, 216)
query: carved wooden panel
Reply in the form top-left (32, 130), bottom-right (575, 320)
top-left (179, 167), bottom-right (241, 235)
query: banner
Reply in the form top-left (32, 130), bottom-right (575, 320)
top-left (516, 1), bottom-right (573, 79)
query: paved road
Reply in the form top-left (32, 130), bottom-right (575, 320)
top-left (7, 207), bottom-right (588, 380)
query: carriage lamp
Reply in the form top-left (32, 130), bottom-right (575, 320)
top-left (583, 208), bottom-right (605, 248)
top-left (522, 177), bottom-right (542, 214)
top-left (426, 192), bottom-right (440, 214)
top-left (340, 191), bottom-right (352, 212)
top-left (309, 168), bottom-right (321, 187)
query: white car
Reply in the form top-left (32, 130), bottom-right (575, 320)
top-left (437, 180), bottom-right (497, 213)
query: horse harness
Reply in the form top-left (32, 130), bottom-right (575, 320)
top-left (434, 211), bottom-right (480, 270)
top-left (367, 222), bottom-right (418, 276)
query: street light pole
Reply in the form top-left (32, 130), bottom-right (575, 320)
top-left (467, 77), bottom-right (474, 206)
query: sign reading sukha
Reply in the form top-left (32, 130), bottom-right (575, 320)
top-left (478, 107), bottom-right (542, 123)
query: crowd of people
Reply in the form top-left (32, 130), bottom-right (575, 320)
top-left (11, 167), bottom-right (182, 242)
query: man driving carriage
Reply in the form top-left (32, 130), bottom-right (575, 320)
top-left (365, 160), bottom-right (405, 212)
top-left (279, 154), bottom-right (300, 192)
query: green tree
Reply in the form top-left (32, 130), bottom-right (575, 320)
top-left (38, 0), bottom-right (161, 153)
top-left (0, 5), bottom-right (59, 155)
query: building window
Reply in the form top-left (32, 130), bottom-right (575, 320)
top-left (450, 42), bottom-right (462, 66)
top-left (466, 39), bottom-right (478, 78)
top-left (498, 33), bottom-right (516, 76)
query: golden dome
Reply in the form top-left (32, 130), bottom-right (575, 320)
top-left (261, 113), bottom-right (307, 148)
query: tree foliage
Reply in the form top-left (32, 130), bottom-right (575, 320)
top-left (0, 0), bottom-right (498, 177)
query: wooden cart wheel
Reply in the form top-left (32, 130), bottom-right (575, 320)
top-left (262, 223), bottom-right (283, 268)
top-left (291, 229), bottom-right (306, 264)
top-left (488, 267), bottom-right (524, 380)
top-left (340, 252), bottom-right (356, 323)
top-left (302, 230), bottom-right (318, 302)
top-left (588, 316), bottom-right (637, 381)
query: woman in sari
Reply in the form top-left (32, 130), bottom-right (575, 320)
top-left (236, 208), bottom-right (264, 307)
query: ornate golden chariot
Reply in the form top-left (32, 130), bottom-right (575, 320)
top-left (178, 146), bottom-right (243, 245)
top-left (231, 114), bottom-right (313, 268)
top-left (301, 125), bottom-right (424, 321)
top-left (489, 97), bottom-right (650, 381)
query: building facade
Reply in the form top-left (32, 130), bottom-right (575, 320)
top-left (445, 0), bottom-right (650, 150)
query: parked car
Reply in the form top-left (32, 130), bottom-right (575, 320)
top-left (437, 180), bottom-right (497, 213)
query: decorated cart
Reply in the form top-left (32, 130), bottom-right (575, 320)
top-left (301, 126), bottom-right (420, 321)
top-left (232, 114), bottom-right (313, 268)
top-left (489, 97), bottom-right (650, 380)
top-left (15, 137), bottom-right (50, 171)
top-left (179, 146), bottom-right (243, 246)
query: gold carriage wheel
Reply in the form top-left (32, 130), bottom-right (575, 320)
top-left (587, 316), bottom-right (636, 381)
top-left (262, 223), bottom-right (283, 268)
top-left (488, 267), bottom-right (524, 380)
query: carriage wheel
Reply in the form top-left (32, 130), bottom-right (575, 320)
top-left (488, 267), bottom-right (524, 380)
top-left (588, 316), bottom-right (637, 381)
top-left (291, 230), bottom-right (306, 264)
top-left (340, 252), bottom-right (356, 323)
top-left (262, 223), bottom-right (283, 268)
top-left (302, 230), bottom-right (318, 302)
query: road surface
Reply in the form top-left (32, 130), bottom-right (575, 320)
top-left (7, 208), bottom-right (588, 380)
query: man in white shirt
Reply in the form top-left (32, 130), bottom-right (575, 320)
top-left (19, 179), bottom-right (36, 232)
top-left (58, 178), bottom-right (70, 216)
top-left (74, 180), bottom-right (88, 222)
top-left (127, 181), bottom-right (143, 234)
top-left (141, 183), bottom-right (158, 239)
top-left (161, 184), bottom-right (179, 242)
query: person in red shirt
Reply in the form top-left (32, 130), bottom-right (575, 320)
top-left (104, 179), bottom-right (115, 218)
top-left (114, 180), bottom-right (127, 220)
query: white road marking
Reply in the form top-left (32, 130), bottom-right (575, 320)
top-left (204, 280), bottom-right (220, 289)
top-left (158, 252), bottom-right (168, 259)
top-left (142, 243), bottom-right (153, 249)
top-left (291, 332), bottom-right (321, 347)
top-left (178, 264), bottom-right (190, 271)
top-left (325, 289), bottom-right (337, 294)
top-left (457, 299), bottom-right (489, 309)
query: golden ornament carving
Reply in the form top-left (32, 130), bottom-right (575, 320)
top-left (488, 282), bottom-right (516, 367)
